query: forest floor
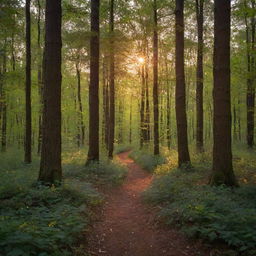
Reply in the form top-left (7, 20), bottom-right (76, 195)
top-left (87, 151), bottom-right (209, 256)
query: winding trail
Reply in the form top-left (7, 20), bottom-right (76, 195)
top-left (87, 151), bottom-right (208, 256)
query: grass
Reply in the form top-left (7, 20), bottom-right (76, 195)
top-left (138, 147), bottom-right (256, 255)
top-left (0, 149), bottom-right (127, 256)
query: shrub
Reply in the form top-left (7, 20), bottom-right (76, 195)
top-left (0, 181), bottom-right (102, 255)
top-left (144, 160), bottom-right (256, 252)
top-left (129, 150), bottom-right (166, 172)
top-left (0, 149), bottom-right (126, 255)
top-left (114, 144), bottom-right (133, 154)
top-left (64, 161), bottom-right (127, 186)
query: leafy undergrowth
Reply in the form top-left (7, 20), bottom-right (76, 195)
top-left (114, 144), bottom-right (133, 154)
top-left (129, 150), bottom-right (166, 172)
top-left (63, 150), bottom-right (128, 186)
top-left (141, 147), bottom-right (256, 255)
top-left (0, 149), bottom-right (127, 256)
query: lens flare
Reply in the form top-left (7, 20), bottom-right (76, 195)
top-left (138, 57), bottom-right (145, 64)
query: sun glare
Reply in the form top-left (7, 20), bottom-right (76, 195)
top-left (138, 57), bottom-right (145, 64)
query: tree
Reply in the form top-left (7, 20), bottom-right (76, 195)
top-left (140, 59), bottom-right (146, 149)
top-left (25, 0), bottom-right (31, 163)
top-left (144, 42), bottom-right (151, 143)
top-left (37, 0), bottom-right (43, 155)
top-left (87, 0), bottom-right (100, 162)
top-left (153, 0), bottom-right (159, 155)
top-left (108, 0), bottom-right (115, 159)
top-left (175, 0), bottom-right (191, 167)
top-left (0, 41), bottom-right (7, 152)
top-left (195, 0), bottom-right (204, 152)
top-left (75, 53), bottom-right (85, 147)
top-left (244, 0), bottom-right (255, 148)
top-left (102, 55), bottom-right (110, 149)
top-left (210, 0), bottom-right (238, 186)
top-left (165, 56), bottom-right (171, 149)
top-left (38, 0), bottom-right (62, 184)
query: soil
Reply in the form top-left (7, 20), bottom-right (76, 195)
top-left (87, 151), bottom-right (210, 256)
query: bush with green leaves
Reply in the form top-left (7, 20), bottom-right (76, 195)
top-left (64, 160), bottom-right (127, 186)
top-left (0, 178), bottom-right (102, 256)
top-left (0, 149), bottom-right (126, 256)
top-left (114, 144), bottom-right (133, 154)
top-left (129, 150), bottom-right (166, 172)
top-left (144, 167), bottom-right (256, 252)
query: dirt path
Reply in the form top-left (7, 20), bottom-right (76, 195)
top-left (87, 151), bottom-right (208, 256)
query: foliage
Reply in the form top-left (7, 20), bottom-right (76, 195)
top-left (113, 144), bottom-right (133, 154)
top-left (143, 149), bottom-right (256, 253)
top-left (129, 150), bottom-right (166, 172)
top-left (0, 149), bottom-right (127, 255)
top-left (63, 150), bottom-right (128, 186)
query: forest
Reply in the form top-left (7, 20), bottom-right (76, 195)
top-left (0, 0), bottom-right (256, 255)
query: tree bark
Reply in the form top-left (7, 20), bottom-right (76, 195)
top-left (175, 0), bottom-right (191, 167)
top-left (210, 0), bottom-right (238, 186)
top-left (11, 32), bottom-right (16, 71)
top-left (1, 94), bottom-right (7, 153)
top-left (145, 41), bottom-right (151, 142)
top-left (129, 95), bottom-right (133, 144)
top-left (233, 104), bottom-right (237, 141)
top-left (238, 96), bottom-right (242, 141)
top-left (105, 81), bottom-right (110, 149)
top-left (153, 0), bottom-right (159, 155)
top-left (102, 56), bottom-right (109, 149)
top-left (37, 0), bottom-right (43, 155)
top-left (1, 42), bottom-right (7, 152)
top-left (87, 0), bottom-right (100, 162)
top-left (108, 0), bottom-right (115, 159)
top-left (165, 58), bottom-right (171, 149)
top-left (118, 101), bottom-right (123, 144)
top-left (39, 0), bottom-right (62, 184)
top-left (140, 64), bottom-right (146, 149)
top-left (76, 60), bottom-right (85, 146)
top-left (196, 0), bottom-right (204, 152)
top-left (25, 0), bottom-right (32, 163)
top-left (245, 0), bottom-right (255, 148)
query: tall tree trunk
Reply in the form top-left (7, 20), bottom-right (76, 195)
top-left (153, 0), bottom-right (159, 155)
top-left (39, 0), bottom-right (62, 184)
top-left (238, 96), bottom-right (242, 141)
top-left (11, 32), bottom-right (16, 71)
top-left (166, 59), bottom-right (171, 149)
top-left (1, 95), bottom-right (7, 152)
top-left (210, 0), bottom-right (238, 186)
top-left (76, 60), bottom-right (85, 146)
top-left (87, 0), bottom-right (100, 162)
top-left (140, 64), bottom-right (145, 149)
top-left (102, 56), bottom-right (109, 149)
top-left (233, 104), bottom-right (237, 141)
top-left (105, 82), bottom-right (110, 149)
top-left (196, 0), bottom-right (204, 152)
top-left (73, 86), bottom-right (80, 147)
top-left (175, 0), bottom-right (191, 167)
top-left (108, 0), bottom-right (115, 159)
top-left (129, 95), bottom-right (133, 144)
top-left (37, 0), bottom-right (43, 155)
top-left (1, 42), bottom-right (7, 152)
top-left (245, 0), bottom-right (255, 148)
top-left (145, 41), bottom-right (150, 142)
top-left (25, 0), bottom-right (32, 163)
top-left (118, 101), bottom-right (123, 144)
